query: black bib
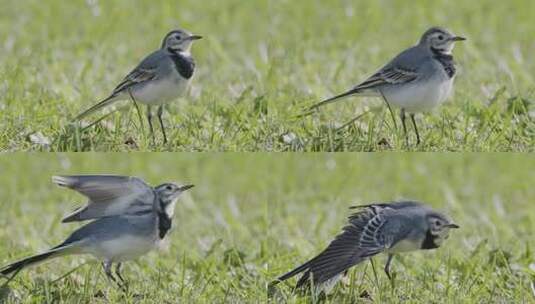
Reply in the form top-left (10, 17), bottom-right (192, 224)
top-left (168, 48), bottom-right (196, 79)
top-left (431, 47), bottom-right (456, 79)
top-left (421, 230), bottom-right (439, 249)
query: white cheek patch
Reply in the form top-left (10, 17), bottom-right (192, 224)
top-left (444, 43), bottom-right (454, 54)
top-left (179, 42), bottom-right (192, 53)
top-left (434, 44), bottom-right (453, 54)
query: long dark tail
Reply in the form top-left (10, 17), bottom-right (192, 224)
top-left (271, 259), bottom-right (314, 286)
top-left (74, 94), bottom-right (118, 121)
top-left (308, 88), bottom-right (362, 111)
top-left (0, 245), bottom-right (73, 277)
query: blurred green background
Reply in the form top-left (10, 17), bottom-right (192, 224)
top-left (0, 0), bottom-right (533, 151)
top-left (0, 153), bottom-right (533, 302)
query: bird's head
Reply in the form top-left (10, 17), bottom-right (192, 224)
top-left (155, 183), bottom-right (194, 217)
top-left (426, 211), bottom-right (459, 246)
top-left (161, 29), bottom-right (202, 52)
top-left (419, 27), bottom-right (466, 54)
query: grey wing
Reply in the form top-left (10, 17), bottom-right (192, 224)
top-left (279, 206), bottom-right (392, 288)
top-left (353, 47), bottom-right (423, 91)
top-left (353, 66), bottom-right (418, 92)
top-left (352, 202), bottom-right (424, 249)
top-left (53, 175), bottom-right (155, 222)
top-left (110, 50), bottom-right (164, 96)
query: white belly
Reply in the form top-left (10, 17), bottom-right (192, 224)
top-left (383, 77), bottom-right (454, 113)
top-left (89, 235), bottom-right (157, 262)
top-left (130, 74), bottom-right (190, 106)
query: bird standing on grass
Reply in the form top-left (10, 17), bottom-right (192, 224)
top-left (308, 27), bottom-right (466, 145)
top-left (0, 175), bottom-right (194, 290)
top-left (75, 29), bottom-right (202, 144)
top-left (272, 201), bottom-right (459, 294)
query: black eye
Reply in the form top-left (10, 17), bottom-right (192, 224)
top-left (438, 35), bottom-right (444, 40)
top-left (166, 185), bottom-right (173, 190)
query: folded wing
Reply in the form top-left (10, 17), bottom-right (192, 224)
top-left (354, 66), bottom-right (418, 91)
top-left (52, 175), bottom-right (155, 222)
top-left (112, 66), bottom-right (158, 96)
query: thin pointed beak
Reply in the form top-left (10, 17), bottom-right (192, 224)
top-left (450, 36), bottom-right (466, 42)
top-left (446, 223), bottom-right (460, 229)
top-left (188, 35), bottom-right (203, 41)
top-left (179, 184), bottom-right (195, 191)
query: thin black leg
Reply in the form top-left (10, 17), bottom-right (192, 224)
top-left (380, 90), bottom-right (398, 130)
top-left (384, 254), bottom-right (397, 289)
top-left (115, 263), bottom-right (129, 292)
top-left (115, 263), bottom-right (126, 285)
top-left (146, 105), bottom-right (155, 145)
top-left (102, 262), bottom-right (117, 284)
top-left (103, 261), bottom-right (128, 292)
top-left (400, 109), bottom-right (409, 146)
top-left (384, 254), bottom-right (394, 281)
top-left (128, 89), bottom-right (145, 130)
top-left (410, 113), bottom-right (421, 145)
top-left (157, 105), bottom-right (168, 144)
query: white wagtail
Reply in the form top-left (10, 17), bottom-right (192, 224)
top-left (308, 27), bottom-right (466, 145)
top-left (272, 201), bottom-right (459, 294)
top-left (75, 29), bottom-right (202, 144)
top-left (0, 175), bottom-right (194, 289)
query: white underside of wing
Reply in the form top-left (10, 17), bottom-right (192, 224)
top-left (54, 175), bottom-right (156, 222)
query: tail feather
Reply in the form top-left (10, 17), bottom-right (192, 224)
top-left (272, 259), bottom-right (314, 286)
top-left (308, 88), bottom-right (362, 111)
top-left (74, 94), bottom-right (119, 121)
top-left (0, 244), bottom-right (75, 277)
top-left (272, 261), bottom-right (347, 295)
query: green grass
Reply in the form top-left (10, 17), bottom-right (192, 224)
top-left (0, 154), bottom-right (533, 303)
top-left (0, 0), bottom-right (534, 151)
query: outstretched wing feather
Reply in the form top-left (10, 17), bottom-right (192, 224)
top-left (52, 175), bottom-right (155, 222)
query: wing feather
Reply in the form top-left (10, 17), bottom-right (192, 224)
top-left (275, 201), bottom-right (428, 291)
top-left (277, 206), bottom-right (392, 290)
top-left (354, 66), bottom-right (418, 91)
top-left (52, 175), bottom-right (155, 222)
top-left (111, 67), bottom-right (158, 96)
